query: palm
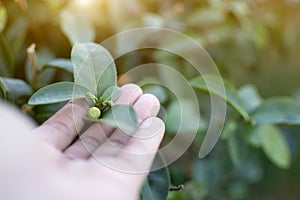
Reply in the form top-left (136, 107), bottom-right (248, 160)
top-left (0, 84), bottom-right (164, 200)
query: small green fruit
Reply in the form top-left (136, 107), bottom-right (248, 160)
top-left (88, 107), bottom-right (101, 119)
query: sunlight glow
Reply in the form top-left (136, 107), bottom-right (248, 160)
top-left (74, 0), bottom-right (94, 7)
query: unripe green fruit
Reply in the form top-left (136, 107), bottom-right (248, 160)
top-left (88, 107), bottom-right (101, 119)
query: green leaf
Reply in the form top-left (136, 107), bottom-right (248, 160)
top-left (0, 33), bottom-right (14, 77)
top-left (0, 1), bottom-right (7, 32)
top-left (60, 10), bottom-right (95, 45)
top-left (245, 125), bottom-right (262, 148)
top-left (228, 134), bottom-right (241, 166)
top-left (237, 84), bottom-right (262, 113)
top-left (71, 42), bottom-right (117, 97)
top-left (33, 102), bottom-right (66, 124)
top-left (166, 99), bottom-right (200, 134)
top-left (44, 58), bottom-right (73, 74)
top-left (250, 97), bottom-right (300, 125)
top-left (0, 77), bottom-right (32, 105)
top-left (257, 124), bottom-right (291, 169)
top-left (100, 104), bottom-right (138, 133)
top-left (221, 120), bottom-right (237, 140)
top-left (28, 82), bottom-right (89, 105)
top-left (142, 84), bottom-right (168, 104)
top-left (101, 86), bottom-right (121, 102)
top-left (190, 75), bottom-right (249, 121)
top-left (142, 154), bottom-right (170, 200)
top-left (5, 17), bottom-right (28, 60)
top-left (25, 47), bottom-right (55, 85)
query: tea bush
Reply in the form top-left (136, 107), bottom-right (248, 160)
top-left (1, 0), bottom-right (300, 199)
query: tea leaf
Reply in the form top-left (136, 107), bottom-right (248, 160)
top-left (28, 82), bottom-right (89, 105)
top-left (142, 154), bottom-right (170, 200)
top-left (0, 33), bottom-right (14, 77)
top-left (100, 104), bottom-right (138, 133)
top-left (71, 42), bottom-right (117, 97)
top-left (238, 84), bottom-right (262, 113)
top-left (44, 58), bottom-right (73, 74)
top-left (257, 124), bottom-right (291, 169)
top-left (251, 97), bottom-right (300, 125)
top-left (101, 86), bottom-right (121, 102)
top-left (60, 10), bottom-right (95, 45)
top-left (190, 75), bottom-right (250, 121)
top-left (0, 77), bottom-right (32, 105)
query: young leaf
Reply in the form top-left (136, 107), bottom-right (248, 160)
top-left (0, 77), bottom-right (32, 105)
top-left (237, 84), bottom-right (262, 113)
top-left (100, 104), bottom-right (138, 133)
top-left (71, 42), bottom-right (117, 97)
top-left (101, 86), bottom-right (121, 102)
top-left (250, 97), bottom-right (300, 125)
top-left (190, 75), bottom-right (250, 121)
top-left (142, 154), bottom-right (170, 200)
top-left (60, 10), bottom-right (95, 45)
top-left (44, 58), bottom-right (73, 74)
top-left (28, 82), bottom-right (89, 105)
top-left (257, 124), bottom-right (291, 169)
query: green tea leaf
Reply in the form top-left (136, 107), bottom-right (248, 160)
top-left (221, 120), bottom-right (237, 140)
top-left (142, 154), bottom-right (170, 200)
top-left (238, 84), bottom-right (262, 113)
top-left (5, 17), bottom-right (28, 59)
top-left (59, 10), bottom-right (95, 45)
top-left (101, 86), bottom-right (121, 102)
top-left (71, 42), bottom-right (117, 97)
top-left (0, 1), bottom-right (7, 32)
top-left (33, 102), bottom-right (66, 124)
top-left (228, 134), bottom-right (240, 166)
top-left (166, 99), bottom-right (200, 134)
top-left (257, 124), bottom-right (291, 169)
top-left (0, 33), bottom-right (14, 77)
top-left (250, 97), bottom-right (300, 125)
top-left (44, 58), bottom-right (73, 74)
top-left (142, 84), bottom-right (168, 104)
top-left (100, 104), bottom-right (138, 133)
top-left (0, 77), bottom-right (32, 105)
top-left (28, 82), bottom-right (89, 105)
top-left (190, 75), bottom-right (249, 121)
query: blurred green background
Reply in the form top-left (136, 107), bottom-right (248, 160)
top-left (1, 0), bottom-right (300, 199)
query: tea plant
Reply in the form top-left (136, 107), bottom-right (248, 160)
top-left (28, 42), bottom-right (138, 133)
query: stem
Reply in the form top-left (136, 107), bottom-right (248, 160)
top-left (26, 43), bottom-right (40, 86)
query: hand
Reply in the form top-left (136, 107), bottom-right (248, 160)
top-left (0, 84), bottom-right (165, 200)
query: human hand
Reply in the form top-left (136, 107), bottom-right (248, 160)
top-left (0, 84), bottom-right (165, 200)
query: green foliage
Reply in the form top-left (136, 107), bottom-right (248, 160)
top-left (1, 0), bottom-right (300, 199)
top-left (0, 77), bottom-right (32, 105)
top-left (251, 98), bottom-right (300, 125)
top-left (29, 42), bottom-right (138, 132)
top-left (0, 33), bottom-right (14, 77)
top-left (91, 104), bottom-right (138, 133)
top-left (71, 42), bottom-right (117, 97)
top-left (142, 154), bottom-right (170, 200)
top-left (247, 124), bottom-right (291, 169)
top-left (28, 82), bottom-right (88, 105)
top-left (190, 75), bottom-right (250, 121)
top-left (0, 1), bottom-right (7, 32)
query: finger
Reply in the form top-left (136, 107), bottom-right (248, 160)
top-left (90, 94), bottom-right (160, 159)
top-left (64, 84), bottom-right (143, 159)
top-left (90, 117), bottom-right (165, 175)
top-left (33, 98), bottom-right (88, 150)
